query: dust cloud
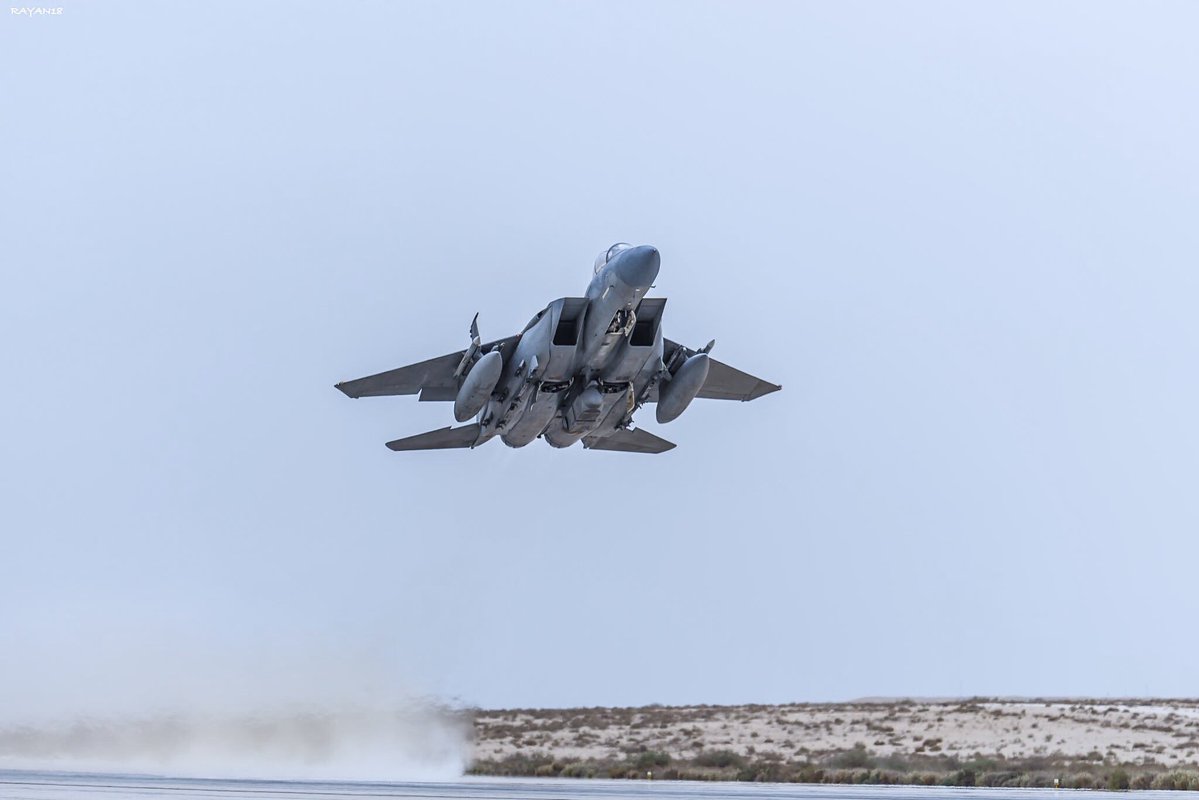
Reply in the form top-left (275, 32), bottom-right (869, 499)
top-left (0, 703), bottom-right (471, 781)
top-left (0, 641), bottom-right (473, 781)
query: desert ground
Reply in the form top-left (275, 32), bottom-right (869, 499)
top-left (470, 699), bottom-right (1199, 788)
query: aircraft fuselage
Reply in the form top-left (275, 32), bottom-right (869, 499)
top-left (335, 242), bottom-right (779, 454)
top-left (478, 244), bottom-right (665, 448)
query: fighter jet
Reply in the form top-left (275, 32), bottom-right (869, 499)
top-left (335, 244), bottom-right (780, 453)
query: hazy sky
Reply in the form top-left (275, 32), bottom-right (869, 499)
top-left (2, 1), bottom-right (1198, 719)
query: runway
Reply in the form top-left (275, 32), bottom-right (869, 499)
top-left (0, 773), bottom-right (1155, 800)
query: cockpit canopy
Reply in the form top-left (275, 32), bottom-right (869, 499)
top-left (594, 242), bottom-right (633, 274)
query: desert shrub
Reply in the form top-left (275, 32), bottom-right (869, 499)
top-left (695, 749), bottom-right (745, 769)
top-left (1151, 773), bottom-right (1176, 790)
top-left (737, 763), bottom-right (785, 782)
top-left (1013, 773), bottom-right (1050, 788)
top-left (1107, 768), bottom-right (1130, 790)
top-left (791, 766), bottom-right (824, 783)
top-left (472, 751), bottom-right (557, 776)
top-left (1153, 771), bottom-right (1199, 791)
top-left (560, 763), bottom-right (595, 778)
top-left (1070, 774), bottom-right (1095, 789)
top-left (978, 771), bottom-right (1020, 787)
top-left (873, 770), bottom-right (903, 785)
top-left (941, 768), bottom-right (975, 787)
top-left (832, 745), bottom-right (872, 769)
top-left (675, 769), bottom-right (718, 781)
top-left (850, 769), bottom-right (875, 784)
top-left (631, 750), bottom-right (671, 769)
top-left (1131, 773), bottom-right (1154, 790)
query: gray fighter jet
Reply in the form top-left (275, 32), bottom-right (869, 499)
top-left (336, 244), bottom-right (780, 453)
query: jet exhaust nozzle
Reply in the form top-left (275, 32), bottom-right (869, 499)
top-left (656, 353), bottom-right (710, 424)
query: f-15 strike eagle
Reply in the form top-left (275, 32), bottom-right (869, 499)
top-left (335, 244), bottom-right (780, 453)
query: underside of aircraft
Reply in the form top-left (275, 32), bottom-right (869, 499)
top-left (336, 244), bottom-right (780, 453)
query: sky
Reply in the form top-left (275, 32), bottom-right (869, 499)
top-left (2, 0), bottom-right (1198, 723)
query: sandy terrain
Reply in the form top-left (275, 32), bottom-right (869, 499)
top-left (472, 699), bottom-right (1199, 769)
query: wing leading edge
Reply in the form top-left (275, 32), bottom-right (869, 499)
top-left (662, 339), bottom-right (781, 402)
top-left (335, 336), bottom-right (519, 400)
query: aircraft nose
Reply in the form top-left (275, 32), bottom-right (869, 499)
top-left (613, 245), bottom-right (660, 289)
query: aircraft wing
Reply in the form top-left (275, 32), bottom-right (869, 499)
top-left (335, 336), bottom-right (519, 401)
top-left (583, 427), bottom-right (676, 454)
top-left (662, 339), bottom-right (781, 401)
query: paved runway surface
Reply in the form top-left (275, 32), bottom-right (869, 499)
top-left (0, 774), bottom-right (1158, 800)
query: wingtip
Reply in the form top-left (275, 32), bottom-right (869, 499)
top-left (743, 381), bottom-right (782, 401)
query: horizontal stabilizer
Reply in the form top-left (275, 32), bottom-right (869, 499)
top-left (385, 425), bottom-right (480, 452)
top-left (583, 427), bottom-right (676, 454)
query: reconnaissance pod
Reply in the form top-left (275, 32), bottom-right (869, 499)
top-left (336, 244), bottom-right (780, 453)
